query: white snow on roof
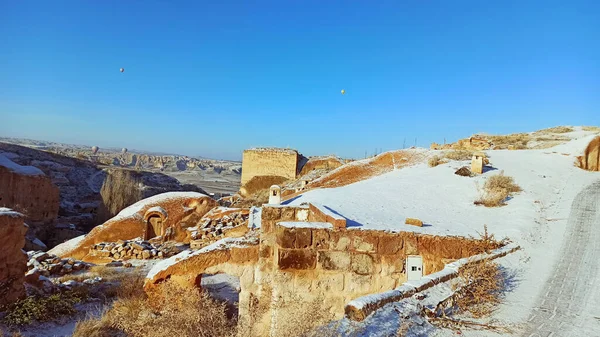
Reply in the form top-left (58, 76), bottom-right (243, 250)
top-left (146, 236), bottom-right (257, 280)
top-left (47, 235), bottom-right (86, 256)
top-left (279, 221), bottom-right (333, 229)
top-left (0, 154), bottom-right (45, 176)
top-left (145, 206), bottom-right (168, 218)
top-left (285, 135), bottom-right (599, 249)
top-left (109, 191), bottom-right (208, 223)
top-left (0, 207), bottom-right (24, 218)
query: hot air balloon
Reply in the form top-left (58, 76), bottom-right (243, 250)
top-left (91, 146), bottom-right (99, 154)
top-left (341, 89), bottom-right (346, 95)
top-left (121, 148), bottom-right (128, 154)
top-left (120, 68), bottom-right (125, 73)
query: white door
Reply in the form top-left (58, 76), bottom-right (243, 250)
top-left (406, 255), bottom-right (423, 281)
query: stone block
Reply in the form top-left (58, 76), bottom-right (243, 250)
top-left (405, 218), bottom-right (423, 227)
top-left (344, 273), bottom-right (373, 294)
top-left (278, 249), bottom-right (317, 270)
top-left (259, 244), bottom-right (272, 259)
top-left (378, 234), bottom-right (403, 255)
top-left (295, 227), bottom-right (312, 248)
top-left (312, 229), bottom-right (330, 249)
top-left (381, 255), bottom-right (405, 275)
top-left (351, 253), bottom-right (375, 275)
top-left (331, 233), bottom-right (351, 251)
top-left (294, 273), bottom-right (313, 292)
top-left (262, 207), bottom-right (281, 221)
top-left (318, 251), bottom-right (351, 271)
top-left (231, 246), bottom-right (259, 264)
top-left (276, 226), bottom-right (296, 249)
top-left (352, 233), bottom-right (378, 253)
top-left (312, 273), bottom-right (344, 292)
top-left (404, 234), bottom-right (418, 255)
top-left (280, 207), bottom-right (295, 221)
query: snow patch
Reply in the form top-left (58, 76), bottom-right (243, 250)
top-left (0, 154), bottom-right (45, 176)
top-left (47, 235), bottom-right (86, 256)
top-left (279, 221), bottom-right (333, 229)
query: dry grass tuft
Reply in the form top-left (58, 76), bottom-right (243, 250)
top-left (487, 133), bottom-right (530, 149)
top-left (270, 293), bottom-right (338, 337)
top-left (485, 172), bottom-right (522, 193)
top-left (444, 150), bottom-right (473, 161)
top-left (428, 155), bottom-right (446, 167)
top-left (73, 280), bottom-right (235, 337)
top-left (582, 126), bottom-right (600, 132)
top-left (310, 150), bottom-right (425, 189)
top-left (57, 265), bottom-right (132, 284)
top-left (474, 171), bottom-right (521, 207)
top-left (537, 126), bottom-right (574, 134)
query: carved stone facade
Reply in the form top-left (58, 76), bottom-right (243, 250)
top-left (145, 204), bottom-right (496, 336)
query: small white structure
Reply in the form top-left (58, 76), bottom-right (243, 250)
top-left (406, 255), bottom-right (423, 281)
top-left (269, 185), bottom-right (281, 205)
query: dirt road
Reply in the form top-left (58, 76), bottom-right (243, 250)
top-left (523, 180), bottom-right (600, 337)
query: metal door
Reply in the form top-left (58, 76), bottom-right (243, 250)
top-left (406, 255), bottom-right (423, 281)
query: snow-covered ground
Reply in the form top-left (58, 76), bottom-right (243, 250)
top-left (284, 129), bottom-right (600, 335)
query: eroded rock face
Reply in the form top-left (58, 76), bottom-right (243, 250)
top-left (578, 136), bottom-right (600, 172)
top-left (52, 192), bottom-right (217, 260)
top-left (0, 209), bottom-right (28, 307)
top-left (0, 155), bottom-right (60, 239)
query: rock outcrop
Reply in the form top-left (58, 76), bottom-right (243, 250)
top-left (52, 192), bottom-right (217, 261)
top-left (0, 154), bottom-right (60, 239)
top-left (0, 208), bottom-right (28, 307)
top-left (97, 168), bottom-right (209, 224)
top-left (577, 136), bottom-right (600, 172)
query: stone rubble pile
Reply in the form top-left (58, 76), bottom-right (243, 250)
top-left (89, 239), bottom-right (186, 260)
top-left (26, 251), bottom-right (92, 276)
top-left (189, 211), bottom-right (248, 241)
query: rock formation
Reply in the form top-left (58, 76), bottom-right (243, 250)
top-left (0, 208), bottom-right (28, 307)
top-left (0, 154), bottom-right (60, 240)
top-left (577, 136), bottom-right (600, 172)
top-left (51, 192), bottom-right (217, 261)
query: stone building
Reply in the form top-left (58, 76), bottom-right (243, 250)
top-left (0, 208), bottom-right (28, 307)
top-left (145, 203), bottom-right (497, 336)
top-left (241, 148), bottom-right (308, 185)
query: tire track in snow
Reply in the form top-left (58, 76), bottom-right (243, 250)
top-left (523, 179), bottom-right (600, 337)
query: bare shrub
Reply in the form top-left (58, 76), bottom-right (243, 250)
top-left (537, 126), bottom-right (574, 134)
top-left (474, 186), bottom-right (509, 207)
top-left (582, 126), bottom-right (600, 132)
top-left (73, 280), bottom-right (235, 337)
top-left (453, 259), bottom-right (504, 318)
top-left (3, 291), bottom-right (87, 326)
top-left (428, 155), bottom-right (446, 167)
top-left (271, 293), bottom-right (338, 337)
top-left (443, 150), bottom-right (473, 161)
top-left (485, 172), bottom-right (521, 193)
top-left (474, 172), bottom-right (521, 207)
top-left (468, 225), bottom-right (507, 254)
top-left (487, 133), bottom-right (531, 150)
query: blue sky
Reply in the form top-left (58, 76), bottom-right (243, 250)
top-left (1, 1), bottom-right (598, 161)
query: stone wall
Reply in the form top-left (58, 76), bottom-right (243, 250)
top-left (241, 148), bottom-right (300, 185)
top-left (0, 159), bottom-right (60, 239)
top-left (145, 204), bottom-right (495, 336)
top-left (0, 208), bottom-right (28, 307)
